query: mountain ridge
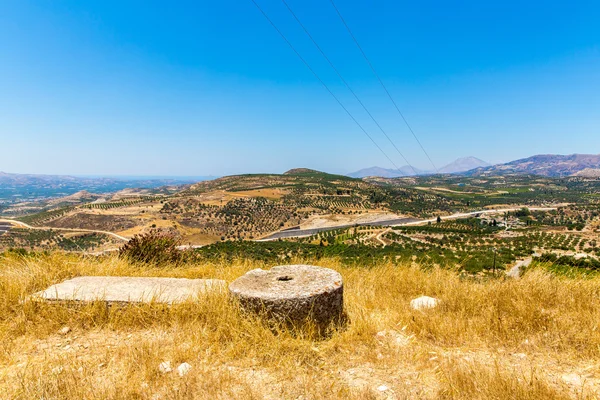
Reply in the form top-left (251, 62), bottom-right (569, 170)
top-left (347, 165), bottom-right (425, 179)
top-left (469, 153), bottom-right (600, 177)
top-left (348, 156), bottom-right (489, 178)
top-left (438, 156), bottom-right (490, 174)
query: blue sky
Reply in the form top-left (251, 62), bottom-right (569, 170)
top-left (1, 0), bottom-right (599, 176)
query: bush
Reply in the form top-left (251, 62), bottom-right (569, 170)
top-left (119, 230), bottom-right (183, 266)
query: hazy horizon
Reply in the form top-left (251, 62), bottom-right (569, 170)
top-left (2, 152), bottom-right (600, 178)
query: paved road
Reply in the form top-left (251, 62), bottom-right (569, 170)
top-left (258, 206), bottom-right (559, 241)
top-left (258, 217), bottom-right (421, 241)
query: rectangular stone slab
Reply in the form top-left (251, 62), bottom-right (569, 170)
top-left (32, 276), bottom-right (226, 304)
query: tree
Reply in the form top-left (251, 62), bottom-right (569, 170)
top-left (437, 216), bottom-right (442, 224)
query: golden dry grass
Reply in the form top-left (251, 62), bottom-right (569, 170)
top-left (1, 253), bottom-right (600, 399)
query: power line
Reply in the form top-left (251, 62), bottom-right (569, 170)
top-left (249, 0), bottom-right (403, 172)
top-left (281, 0), bottom-right (417, 176)
top-left (328, 0), bottom-right (438, 172)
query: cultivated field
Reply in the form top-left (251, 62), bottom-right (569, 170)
top-left (1, 172), bottom-right (598, 275)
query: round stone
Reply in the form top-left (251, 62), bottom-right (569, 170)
top-left (228, 264), bottom-right (344, 330)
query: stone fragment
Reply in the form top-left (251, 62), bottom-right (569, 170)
top-left (31, 276), bottom-right (226, 305)
top-left (177, 362), bottom-right (192, 376)
top-left (158, 361), bottom-right (172, 374)
top-left (410, 296), bottom-right (440, 310)
top-left (59, 326), bottom-right (71, 335)
top-left (229, 265), bottom-right (343, 331)
top-left (51, 366), bottom-right (64, 375)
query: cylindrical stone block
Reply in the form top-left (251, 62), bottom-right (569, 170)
top-left (229, 264), bottom-right (344, 330)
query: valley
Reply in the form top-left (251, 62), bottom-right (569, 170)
top-left (1, 165), bottom-right (599, 275)
top-left (2, 4), bottom-right (598, 397)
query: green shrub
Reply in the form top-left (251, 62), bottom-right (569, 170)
top-left (119, 230), bottom-right (182, 266)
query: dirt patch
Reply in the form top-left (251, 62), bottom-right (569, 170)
top-left (228, 188), bottom-right (287, 200)
top-left (301, 212), bottom-right (403, 230)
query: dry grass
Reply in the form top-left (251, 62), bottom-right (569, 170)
top-left (1, 253), bottom-right (600, 399)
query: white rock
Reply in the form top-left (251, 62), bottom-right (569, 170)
top-left (158, 361), bottom-right (172, 374)
top-left (177, 362), bottom-right (192, 376)
top-left (51, 366), bottom-right (64, 374)
top-left (562, 373), bottom-right (583, 386)
top-left (410, 296), bottom-right (440, 310)
top-left (59, 326), bottom-right (71, 335)
top-left (377, 385), bottom-right (389, 392)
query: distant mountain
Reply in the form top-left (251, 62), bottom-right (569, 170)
top-left (47, 190), bottom-right (102, 206)
top-left (468, 154), bottom-right (600, 177)
top-left (348, 157), bottom-right (488, 178)
top-left (347, 166), bottom-right (426, 178)
top-left (0, 171), bottom-right (81, 185)
top-left (438, 157), bottom-right (490, 174)
top-left (0, 171), bottom-right (210, 204)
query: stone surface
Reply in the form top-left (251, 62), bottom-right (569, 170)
top-left (410, 296), bottom-right (440, 310)
top-left (158, 361), bottom-right (172, 374)
top-left (59, 326), bottom-right (71, 335)
top-left (228, 264), bottom-right (343, 329)
top-left (32, 276), bottom-right (226, 304)
top-left (177, 362), bottom-right (192, 376)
